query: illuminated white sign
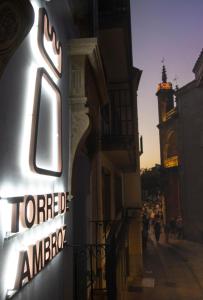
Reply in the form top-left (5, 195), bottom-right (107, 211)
top-left (38, 8), bottom-right (62, 78)
top-left (29, 7), bottom-right (62, 176)
top-left (3, 5), bottom-right (67, 299)
top-left (5, 192), bottom-right (69, 298)
top-left (8, 192), bottom-right (69, 233)
top-left (30, 68), bottom-right (62, 176)
top-left (14, 225), bottom-right (66, 290)
top-left (20, 3), bottom-right (63, 178)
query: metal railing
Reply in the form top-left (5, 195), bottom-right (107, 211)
top-left (72, 243), bottom-right (109, 300)
top-left (71, 209), bottom-right (131, 300)
top-left (166, 107), bottom-right (177, 121)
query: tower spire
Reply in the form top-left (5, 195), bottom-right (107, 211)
top-left (162, 65), bottom-right (167, 83)
top-left (161, 57), bottom-right (167, 83)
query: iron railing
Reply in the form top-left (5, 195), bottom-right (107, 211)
top-left (71, 210), bottom-right (131, 300)
top-left (166, 107), bottom-right (177, 121)
top-left (72, 243), bottom-right (109, 300)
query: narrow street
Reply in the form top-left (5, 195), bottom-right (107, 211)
top-left (131, 233), bottom-right (203, 300)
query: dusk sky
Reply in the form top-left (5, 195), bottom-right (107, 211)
top-left (130, 0), bottom-right (203, 169)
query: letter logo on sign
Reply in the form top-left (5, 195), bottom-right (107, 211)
top-left (30, 68), bottom-right (62, 176)
top-left (29, 7), bottom-right (62, 177)
top-left (38, 8), bottom-right (62, 77)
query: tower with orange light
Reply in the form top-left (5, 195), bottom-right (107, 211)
top-left (156, 65), bottom-right (181, 221)
top-left (157, 66), bottom-right (174, 123)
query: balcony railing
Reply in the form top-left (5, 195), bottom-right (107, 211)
top-left (166, 107), bottom-right (177, 121)
top-left (71, 209), bottom-right (130, 300)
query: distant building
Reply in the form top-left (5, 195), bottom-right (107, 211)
top-left (176, 49), bottom-right (203, 242)
top-left (0, 0), bottom-right (143, 299)
top-left (156, 65), bottom-right (181, 222)
top-left (157, 50), bottom-right (203, 242)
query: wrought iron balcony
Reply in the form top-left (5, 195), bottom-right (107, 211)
top-left (71, 209), bottom-right (134, 300)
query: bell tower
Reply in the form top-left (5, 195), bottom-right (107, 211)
top-left (156, 63), bottom-right (181, 221)
top-left (156, 64), bottom-right (175, 124)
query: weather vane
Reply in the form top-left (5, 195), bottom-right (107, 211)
top-left (161, 57), bottom-right (165, 65)
top-left (173, 75), bottom-right (179, 90)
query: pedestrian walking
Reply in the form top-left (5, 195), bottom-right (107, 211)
top-left (142, 214), bottom-right (149, 250)
top-left (164, 222), bottom-right (170, 243)
top-left (169, 217), bottom-right (176, 238)
top-left (176, 216), bottom-right (184, 239)
top-left (154, 221), bottom-right (161, 243)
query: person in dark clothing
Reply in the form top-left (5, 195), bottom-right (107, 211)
top-left (142, 227), bottom-right (148, 250)
top-left (154, 221), bottom-right (161, 242)
top-left (176, 216), bottom-right (184, 239)
top-left (164, 222), bottom-right (170, 243)
top-left (169, 218), bottom-right (176, 238)
top-left (142, 214), bottom-right (149, 250)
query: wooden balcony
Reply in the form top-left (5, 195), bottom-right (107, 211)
top-left (101, 88), bottom-right (135, 150)
top-left (101, 87), bottom-right (137, 171)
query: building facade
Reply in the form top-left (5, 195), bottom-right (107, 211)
top-left (157, 51), bottom-right (203, 242)
top-left (0, 1), bottom-right (142, 300)
top-left (176, 50), bottom-right (203, 242)
top-left (71, 1), bottom-right (143, 299)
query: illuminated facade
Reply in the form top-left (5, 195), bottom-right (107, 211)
top-left (0, 0), bottom-right (142, 299)
top-left (156, 65), bottom-right (181, 221)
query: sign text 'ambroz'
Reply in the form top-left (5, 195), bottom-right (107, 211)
top-left (5, 192), bottom-right (69, 294)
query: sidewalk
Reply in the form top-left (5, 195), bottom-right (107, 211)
top-left (169, 238), bottom-right (203, 292)
top-left (125, 235), bottom-right (203, 300)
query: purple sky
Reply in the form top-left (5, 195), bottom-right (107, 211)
top-left (130, 0), bottom-right (203, 168)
